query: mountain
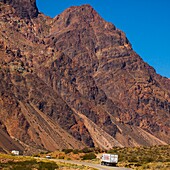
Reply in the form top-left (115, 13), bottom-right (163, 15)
top-left (0, 0), bottom-right (38, 18)
top-left (0, 0), bottom-right (170, 154)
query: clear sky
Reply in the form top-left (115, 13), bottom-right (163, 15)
top-left (37, 0), bottom-right (170, 78)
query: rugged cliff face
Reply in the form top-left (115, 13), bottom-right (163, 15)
top-left (0, 1), bottom-right (170, 154)
top-left (0, 0), bottom-right (38, 18)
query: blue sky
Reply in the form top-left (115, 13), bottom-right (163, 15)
top-left (37, 0), bottom-right (170, 78)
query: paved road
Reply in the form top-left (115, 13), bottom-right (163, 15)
top-left (50, 159), bottom-right (131, 170)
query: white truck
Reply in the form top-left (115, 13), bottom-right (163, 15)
top-left (101, 153), bottom-right (118, 166)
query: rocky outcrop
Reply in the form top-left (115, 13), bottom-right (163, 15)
top-left (0, 0), bottom-right (38, 18)
top-left (0, 2), bottom-right (170, 154)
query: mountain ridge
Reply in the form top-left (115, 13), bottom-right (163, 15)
top-left (0, 1), bottom-right (170, 154)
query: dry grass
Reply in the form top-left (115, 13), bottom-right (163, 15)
top-left (1, 145), bottom-right (169, 169)
top-left (0, 154), bottom-right (58, 170)
top-left (0, 153), bottom-right (96, 170)
top-left (44, 145), bottom-right (170, 169)
top-left (57, 162), bottom-right (96, 170)
top-left (135, 162), bottom-right (170, 170)
top-left (107, 145), bottom-right (170, 169)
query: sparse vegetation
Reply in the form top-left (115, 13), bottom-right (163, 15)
top-left (72, 149), bottom-right (79, 154)
top-left (57, 162), bottom-right (96, 170)
top-left (58, 155), bottom-right (65, 159)
top-left (81, 153), bottom-right (97, 160)
top-left (41, 145), bottom-right (170, 169)
top-left (62, 149), bottom-right (73, 154)
top-left (51, 145), bottom-right (170, 169)
top-left (0, 153), bottom-right (96, 170)
top-left (80, 147), bottom-right (93, 153)
top-left (1, 145), bottom-right (169, 169)
top-left (0, 159), bottom-right (58, 170)
top-left (107, 145), bottom-right (170, 169)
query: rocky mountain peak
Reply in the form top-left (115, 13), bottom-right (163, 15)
top-left (51, 4), bottom-right (118, 40)
top-left (0, 0), bottom-right (38, 18)
top-left (59, 4), bottom-right (99, 21)
top-left (52, 4), bottom-right (106, 28)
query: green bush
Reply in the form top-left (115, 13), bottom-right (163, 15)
top-left (81, 153), bottom-right (96, 160)
top-left (72, 149), bottom-right (79, 154)
top-left (40, 151), bottom-right (50, 154)
top-left (142, 156), bottom-right (154, 163)
top-left (80, 147), bottom-right (92, 153)
top-left (38, 161), bottom-right (58, 170)
top-left (58, 156), bottom-right (65, 159)
top-left (128, 156), bottom-right (138, 162)
top-left (62, 149), bottom-right (73, 154)
top-left (33, 154), bottom-right (40, 157)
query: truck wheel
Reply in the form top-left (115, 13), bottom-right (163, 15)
top-left (112, 163), bottom-right (117, 167)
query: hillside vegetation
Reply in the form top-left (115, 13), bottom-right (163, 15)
top-left (0, 153), bottom-right (95, 170)
top-left (0, 145), bottom-right (170, 169)
top-left (109, 145), bottom-right (170, 169)
top-left (39, 145), bottom-right (170, 169)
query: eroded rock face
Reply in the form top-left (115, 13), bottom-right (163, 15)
top-left (0, 0), bottom-right (38, 18)
top-left (45, 4), bottom-right (170, 145)
top-left (0, 2), bottom-right (170, 153)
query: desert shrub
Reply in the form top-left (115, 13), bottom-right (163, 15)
top-left (40, 151), bottom-right (50, 154)
top-left (62, 149), bottom-right (73, 154)
top-left (156, 156), bottom-right (164, 162)
top-left (107, 147), bottom-right (120, 154)
top-left (81, 153), bottom-right (96, 160)
top-left (128, 156), bottom-right (138, 162)
top-left (144, 164), bottom-right (150, 169)
top-left (58, 156), bottom-right (65, 159)
top-left (33, 154), bottom-right (40, 157)
top-left (72, 149), bottom-right (79, 154)
top-left (118, 154), bottom-right (127, 162)
top-left (166, 158), bottom-right (170, 162)
top-left (141, 156), bottom-right (154, 163)
top-left (38, 161), bottom-right (58, 170)
top-left (80, 147), bottom-right (92, 153)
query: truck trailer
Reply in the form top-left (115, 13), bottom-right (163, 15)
top-left (101, 153), bottom-right (118, 166)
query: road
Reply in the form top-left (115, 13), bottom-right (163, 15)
top-left (50, 159), bottom-right (131, 170)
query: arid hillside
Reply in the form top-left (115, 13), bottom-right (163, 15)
top-left (0, 0), bottom-right (170, 154)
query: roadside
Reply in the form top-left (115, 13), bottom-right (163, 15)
top-left (38, 158), bottom-right (131, 170)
